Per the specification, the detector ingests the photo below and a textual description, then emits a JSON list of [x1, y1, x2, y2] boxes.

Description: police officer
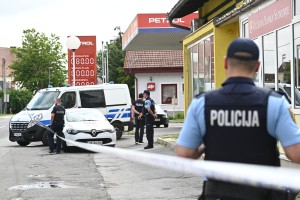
[[142, 90, 157, 149], [176, 38, 300, 200], [48, 98, 65, 154], [132, 93, 145, 144]]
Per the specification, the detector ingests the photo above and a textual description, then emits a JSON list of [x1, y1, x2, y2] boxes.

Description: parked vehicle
[[264, 83, 300, 105], [62, 108, 116, 151], [9, 84, 133, 146], [154, 104, 169, 128]]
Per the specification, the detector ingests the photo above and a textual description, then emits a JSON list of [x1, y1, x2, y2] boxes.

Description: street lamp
[[66, 36, 81, 86], [48, 67, 53, 87]]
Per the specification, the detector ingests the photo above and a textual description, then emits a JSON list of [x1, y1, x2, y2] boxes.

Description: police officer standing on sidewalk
[[142, 90, 157, 149], [48, 98, 65, 154], [132, 93, 145, 144], [176, 38, 300, 200]]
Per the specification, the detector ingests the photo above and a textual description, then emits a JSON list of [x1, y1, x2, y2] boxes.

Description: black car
[[154, 104, 169, 128]]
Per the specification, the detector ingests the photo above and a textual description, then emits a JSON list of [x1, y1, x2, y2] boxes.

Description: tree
[[7, 89, 33, 114], [97, 30, 135, 98], [10, 29, 67, 93]]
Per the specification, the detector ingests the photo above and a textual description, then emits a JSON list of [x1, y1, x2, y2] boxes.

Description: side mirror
[[164, 109, 168, 113]]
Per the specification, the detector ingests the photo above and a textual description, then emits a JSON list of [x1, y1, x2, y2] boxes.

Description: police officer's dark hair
[[138, 93, 143, 98], [227, 57, 258, 73]]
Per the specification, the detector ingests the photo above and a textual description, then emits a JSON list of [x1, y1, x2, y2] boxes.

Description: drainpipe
[[135, 77, 138, 100]]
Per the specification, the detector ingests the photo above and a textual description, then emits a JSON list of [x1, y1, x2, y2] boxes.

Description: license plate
[[88, 141, 103, 145], [155, 118, 160, 121], [14, 133, 22, 137]]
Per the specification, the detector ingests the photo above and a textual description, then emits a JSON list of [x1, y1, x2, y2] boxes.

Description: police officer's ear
[[255, 61, 260, 72], [224, 57, 228, 70]]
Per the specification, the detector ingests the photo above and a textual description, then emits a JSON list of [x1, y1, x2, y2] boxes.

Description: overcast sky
[[0, 0, 178, 51]]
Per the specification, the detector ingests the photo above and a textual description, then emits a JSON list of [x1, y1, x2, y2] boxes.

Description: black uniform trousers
[[135, 116, 145, 143], [48, 122, 64, 152], [145, 114, 154, 147]]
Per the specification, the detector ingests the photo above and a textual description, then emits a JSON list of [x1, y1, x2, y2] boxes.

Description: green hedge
[[6, 90, 33, 114], [169, 112, 184, 120]]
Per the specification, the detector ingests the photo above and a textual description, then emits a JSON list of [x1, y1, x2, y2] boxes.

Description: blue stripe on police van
[[108, 109, 120, 113], [126, 108, 131, 111], [105, 114, 116, 119], [121, 113, 131, 118]]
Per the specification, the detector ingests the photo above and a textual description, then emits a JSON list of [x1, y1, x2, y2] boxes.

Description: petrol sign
[[68, 36, 97, 86]]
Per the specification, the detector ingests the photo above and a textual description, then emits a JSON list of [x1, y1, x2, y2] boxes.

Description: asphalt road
[[1, 116, 300, 200], [0, 118, 201, 200]]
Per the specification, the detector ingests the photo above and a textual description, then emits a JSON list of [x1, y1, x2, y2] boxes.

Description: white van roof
[[38, 83, 129, 92]]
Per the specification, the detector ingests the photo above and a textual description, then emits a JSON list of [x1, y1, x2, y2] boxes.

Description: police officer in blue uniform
[[142, 90, 157, 149], [48, 98, 65, 154], [132, 93, 145, 144], [176, 38, 300, 200]]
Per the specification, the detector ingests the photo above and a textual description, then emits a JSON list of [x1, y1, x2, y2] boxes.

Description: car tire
[[42, 130, 49, 146], [17, 140, 30, 146], [164, 124, 169, 128], [112, 122, 123, 140]]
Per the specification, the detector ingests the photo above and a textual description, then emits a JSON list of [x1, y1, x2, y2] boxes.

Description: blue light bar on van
[[66, 84, 71, 87], [48, 84, 53, 88]]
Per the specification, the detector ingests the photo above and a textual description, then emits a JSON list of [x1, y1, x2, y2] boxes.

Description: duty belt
[[202, 180, 297, 200]]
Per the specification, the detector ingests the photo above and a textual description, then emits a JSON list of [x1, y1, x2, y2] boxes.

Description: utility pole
[[101, 41, 105, 83], [106, 42, 109, 82], [2, 58, 6, 114]]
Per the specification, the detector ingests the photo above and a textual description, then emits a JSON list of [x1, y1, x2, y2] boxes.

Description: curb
[[156, 137, 176, 151]]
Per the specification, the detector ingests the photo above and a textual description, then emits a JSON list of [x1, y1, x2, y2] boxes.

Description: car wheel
[[112, 122, 123, 140], [42, 130, 49, 146], [164, 124, 169, 128], [17, 140, 30, 146]]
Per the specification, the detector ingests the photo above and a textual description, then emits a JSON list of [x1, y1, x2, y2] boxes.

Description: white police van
[[9, 84, 134, 146]]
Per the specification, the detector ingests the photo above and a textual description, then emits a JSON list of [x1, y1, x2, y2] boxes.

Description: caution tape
[[36, 121, 300, 193]]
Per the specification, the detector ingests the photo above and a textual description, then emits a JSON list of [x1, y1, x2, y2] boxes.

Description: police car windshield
[[26, 91, 60, 110]]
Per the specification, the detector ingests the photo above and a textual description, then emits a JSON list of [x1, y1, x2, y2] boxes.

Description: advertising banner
[[68, 36, 97, 86], [249, 0, 291, 39]]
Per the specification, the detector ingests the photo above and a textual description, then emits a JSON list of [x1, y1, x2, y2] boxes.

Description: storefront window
[[189, 35, 214, 96], [161, 84, 177, 104], [263, 33, 276, 84], [198, 41, 205, 92], [191, 45, 199, 95], [253, 39, 259, 82], [277, 27, 291, 85], [243, 22, 249, 38], [293, 22, 300, 107], [204, 37, 212, 90], [295, 0, 300, 16]]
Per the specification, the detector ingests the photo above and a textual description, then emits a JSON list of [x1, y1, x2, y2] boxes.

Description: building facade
[[168, 0, 300, 122], [0, 47, 16, 89], [123, 13, 198, 112]]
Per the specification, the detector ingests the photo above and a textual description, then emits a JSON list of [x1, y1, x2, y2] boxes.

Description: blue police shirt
[[145, 99, 151, 110], [177, 88, 300, 149]]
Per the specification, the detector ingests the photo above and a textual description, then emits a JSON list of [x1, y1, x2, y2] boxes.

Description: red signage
[[68, 36, 97, 86], [249, 0, 291, 39], [137, 13, 198, 28], [147, 82, 155, 91], [122, 13, 198, 49]]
